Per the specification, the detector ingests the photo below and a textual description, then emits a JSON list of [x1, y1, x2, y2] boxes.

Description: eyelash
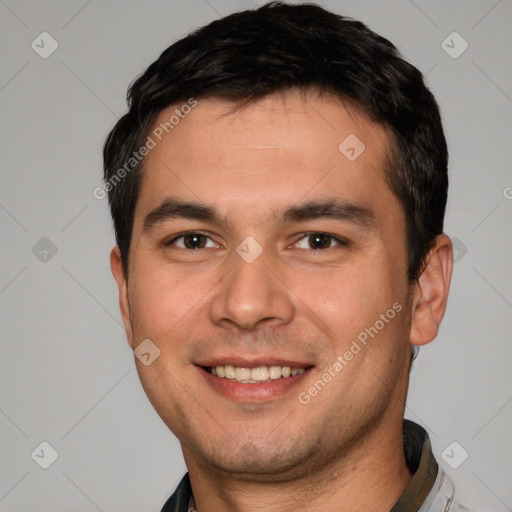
[[295, 232, 348, 250], [165, 231, 219, 249], [164, 231, 348, 250]]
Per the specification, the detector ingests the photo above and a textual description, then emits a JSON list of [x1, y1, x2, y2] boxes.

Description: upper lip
[[195, 356, 313, 368]]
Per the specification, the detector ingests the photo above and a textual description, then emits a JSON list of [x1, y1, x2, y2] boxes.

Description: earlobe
[[409, 234, 453, 346], [110, 247, 134, 349]]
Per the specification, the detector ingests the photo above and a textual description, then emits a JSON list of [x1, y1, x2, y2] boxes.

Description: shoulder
[[420, 469, 489, 512], [159, 473, 192, 512]]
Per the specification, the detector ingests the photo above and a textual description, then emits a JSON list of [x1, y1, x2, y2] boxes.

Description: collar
[[160, 419, 438, 512], [391, 419, 439, 511]]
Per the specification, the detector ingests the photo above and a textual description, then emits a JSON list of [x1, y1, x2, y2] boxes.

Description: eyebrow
[[142, 197, 376, 232], [143, 199, 221, 232], [281, 199, 376, 228]]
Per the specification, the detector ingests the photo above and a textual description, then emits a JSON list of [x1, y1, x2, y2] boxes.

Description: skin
[[111, 89, 453, 512]]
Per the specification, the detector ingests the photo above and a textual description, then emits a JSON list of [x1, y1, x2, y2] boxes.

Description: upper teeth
[[210, 365, 305, 383]]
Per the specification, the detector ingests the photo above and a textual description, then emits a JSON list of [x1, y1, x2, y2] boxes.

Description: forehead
[[135, 90, 400, 228]]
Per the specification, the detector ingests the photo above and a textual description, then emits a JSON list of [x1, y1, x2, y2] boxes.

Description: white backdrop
[[1, 1, 511, 510]]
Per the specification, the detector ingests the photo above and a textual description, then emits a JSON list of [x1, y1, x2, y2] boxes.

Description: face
[[113, 90, 419, 480]]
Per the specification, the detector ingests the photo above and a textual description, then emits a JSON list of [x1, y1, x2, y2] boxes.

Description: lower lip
[[197, 366, 311, 402]]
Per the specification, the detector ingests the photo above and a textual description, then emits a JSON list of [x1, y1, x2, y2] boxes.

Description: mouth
[[197, 362, 314, 402], [203, 364, 309, 383]]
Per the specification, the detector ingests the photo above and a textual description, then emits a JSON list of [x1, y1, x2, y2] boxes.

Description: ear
[[409, 234, 453, 346], [110, 247, 134, 349]]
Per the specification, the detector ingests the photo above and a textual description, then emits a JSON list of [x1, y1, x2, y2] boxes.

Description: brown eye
[[308, 233, 332, 249], [167, 232, 217, 249], [183, 234, 207, 249], [295, 233, 346, 250]]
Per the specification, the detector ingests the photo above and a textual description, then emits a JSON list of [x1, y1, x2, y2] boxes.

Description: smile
[[205, 365, 306, 383]]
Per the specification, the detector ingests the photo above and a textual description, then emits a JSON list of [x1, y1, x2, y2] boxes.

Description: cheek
[[127, 258, 215, 341], [290, 263, 398, 340]]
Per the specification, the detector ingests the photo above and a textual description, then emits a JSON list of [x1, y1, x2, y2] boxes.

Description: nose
[[209, 246, 295, 331]]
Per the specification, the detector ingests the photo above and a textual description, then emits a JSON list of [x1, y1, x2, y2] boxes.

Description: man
[[103, 2, 466, 510]]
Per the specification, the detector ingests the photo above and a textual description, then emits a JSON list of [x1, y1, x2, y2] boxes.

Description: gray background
[[1, 0, 511, 510]]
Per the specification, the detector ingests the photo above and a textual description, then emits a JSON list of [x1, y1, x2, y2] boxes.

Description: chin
[[189, 432, 322, 481]]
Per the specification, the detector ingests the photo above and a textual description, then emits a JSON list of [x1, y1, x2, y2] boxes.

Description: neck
[[184, 417, 412, 512]]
